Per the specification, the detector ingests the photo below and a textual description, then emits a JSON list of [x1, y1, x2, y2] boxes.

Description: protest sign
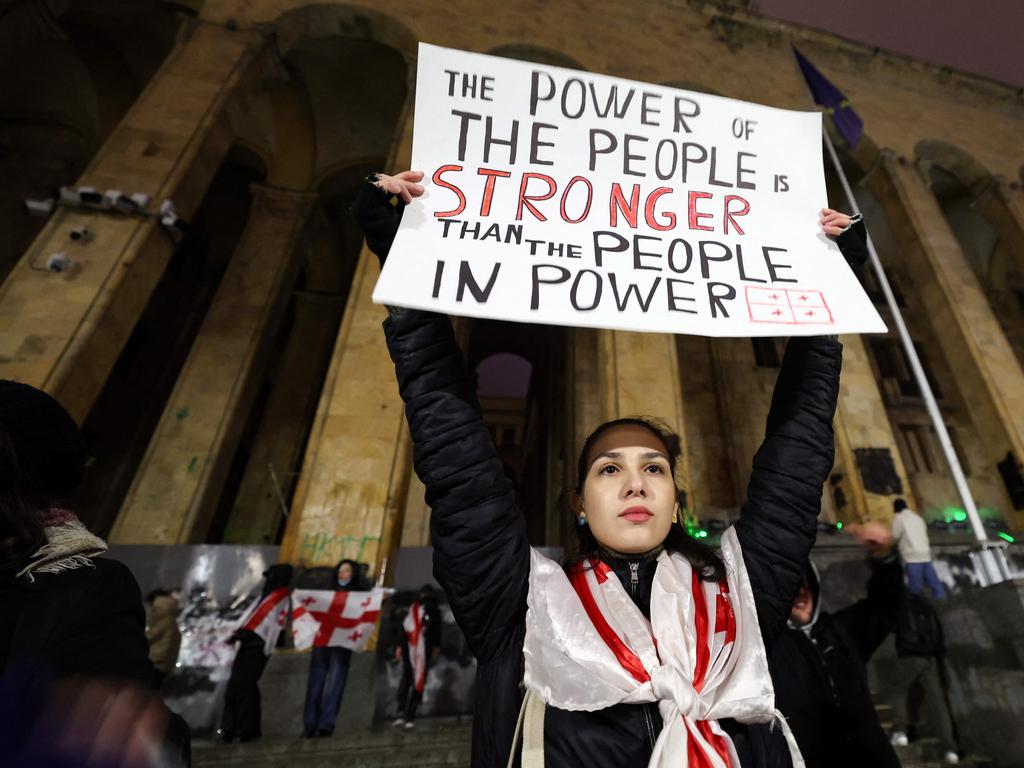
[[373, 43, 886, 337]]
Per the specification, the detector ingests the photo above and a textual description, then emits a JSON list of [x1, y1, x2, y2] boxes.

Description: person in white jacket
[[891, 499, 947, 599]]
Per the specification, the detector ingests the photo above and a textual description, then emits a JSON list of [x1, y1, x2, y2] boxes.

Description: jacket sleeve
[[833, 554, 903, 662], [384, 310, 530, 664], [734, 335, 842, 651]]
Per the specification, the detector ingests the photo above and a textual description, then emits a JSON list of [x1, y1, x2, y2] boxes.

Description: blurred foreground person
[[0, 380, 190, 767], [768, 521, 902, 768]]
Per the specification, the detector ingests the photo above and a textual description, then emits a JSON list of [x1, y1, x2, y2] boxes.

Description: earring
[[577, 513, 588, 527], [672, 509, 679, 524]]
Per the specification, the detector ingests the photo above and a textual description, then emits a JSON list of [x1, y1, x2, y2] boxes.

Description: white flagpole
[[795, 53, 1008, 582]]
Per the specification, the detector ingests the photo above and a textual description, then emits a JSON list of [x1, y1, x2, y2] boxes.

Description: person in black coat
[[0, 379, 190, 767], [354, 172, 864, 768], [767, 522, 903, 768], [219, 563, 293, 743]]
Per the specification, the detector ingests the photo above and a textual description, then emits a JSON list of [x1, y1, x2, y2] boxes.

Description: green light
[[835, 521, 843, 530], [998, 531, 1015, 543], [695, 529, 709, 539], [952, 510, 968, 522]]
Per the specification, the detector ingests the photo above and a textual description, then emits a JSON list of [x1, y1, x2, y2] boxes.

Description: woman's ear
[[569, 489, 584, 515]]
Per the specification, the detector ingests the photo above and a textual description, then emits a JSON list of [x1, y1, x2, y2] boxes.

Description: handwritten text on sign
[[373, 44, 886, 337]]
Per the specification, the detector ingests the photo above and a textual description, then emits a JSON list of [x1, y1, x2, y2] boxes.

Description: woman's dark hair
[[0, 427, 47, 569], [563, 417, 725, 582]]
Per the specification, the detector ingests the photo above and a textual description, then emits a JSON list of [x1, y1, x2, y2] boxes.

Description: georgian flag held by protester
[[403, 601, 428, 693], [238, 587, 291, 655], [291, 589, 383, 651]]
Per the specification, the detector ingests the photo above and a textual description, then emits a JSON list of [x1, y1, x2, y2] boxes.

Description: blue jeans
[[905, 561, 947, 600], [303, 646, 352, 735]]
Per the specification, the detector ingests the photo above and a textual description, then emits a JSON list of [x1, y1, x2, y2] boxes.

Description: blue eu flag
[[793, 46, 863, 148]]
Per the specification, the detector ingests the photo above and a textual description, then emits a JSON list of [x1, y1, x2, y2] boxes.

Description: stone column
[[833, 335, 916, 525], [278, 103, 415, 577], [111, 185, 316, 544], [221, 290, 344, 545], [596, 329, 692, 507], [0, 22, 268, 422], [865, 151, 1024, 522]]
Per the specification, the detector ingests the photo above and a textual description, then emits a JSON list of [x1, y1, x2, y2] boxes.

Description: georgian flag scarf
[[403, 601, 428, 693], [521, 528, 804, 768]]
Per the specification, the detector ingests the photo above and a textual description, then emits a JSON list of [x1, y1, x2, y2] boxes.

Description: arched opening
[[76, 147, 266, 536], [0, 0, 185, 282], [915, 140, 1024, 367], [205, 16, 411, 545], [467, 321, 569, 547]]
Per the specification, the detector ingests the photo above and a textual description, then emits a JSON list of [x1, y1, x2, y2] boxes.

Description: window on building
[[898, 424, 936, 474]]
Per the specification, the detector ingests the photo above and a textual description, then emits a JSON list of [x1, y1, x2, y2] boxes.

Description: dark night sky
[[755, 0, 1024, 89]]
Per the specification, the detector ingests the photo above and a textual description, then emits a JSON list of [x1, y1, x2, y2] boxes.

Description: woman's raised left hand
[[820, 208, 853, 239]]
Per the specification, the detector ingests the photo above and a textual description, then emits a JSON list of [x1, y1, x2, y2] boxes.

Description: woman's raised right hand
[[374, 170, 425, 204]]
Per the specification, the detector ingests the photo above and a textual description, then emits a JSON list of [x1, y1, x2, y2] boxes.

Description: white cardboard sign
[[373, 43, 886, 337]]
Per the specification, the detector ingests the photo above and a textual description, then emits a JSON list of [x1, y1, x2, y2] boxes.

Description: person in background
[[302, 559, 365, 738], [890, 590, 960, 764], [145, 589, 182, 685], [892, 498, 947, 600], [393, 584, 442, 729], [768, 521, 904, 768], [0, 379, 190, 767], [219, 564, 293, 743]]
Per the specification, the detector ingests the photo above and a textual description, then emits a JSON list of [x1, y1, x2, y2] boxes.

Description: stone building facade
[[1, 0, 1022, 576]]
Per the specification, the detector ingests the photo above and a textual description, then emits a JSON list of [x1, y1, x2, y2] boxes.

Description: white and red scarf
[[403, 601, 428, 693], [238, 587, 291, 655], [522, 528, 803, 768]]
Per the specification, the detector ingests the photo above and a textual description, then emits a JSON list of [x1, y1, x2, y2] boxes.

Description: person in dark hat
[[219, 563, 294, 743], [0, 379, 190, 767]]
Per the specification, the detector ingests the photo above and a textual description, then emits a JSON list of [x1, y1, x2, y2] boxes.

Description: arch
[[915, 139, 993, 194], [487, 44, 585, 71], [0, 0, 182, 281], [660, 80, 724, 97], [272, 3, 419, 63], [476, 353, 533, 399], [285, 35, 409, 185]]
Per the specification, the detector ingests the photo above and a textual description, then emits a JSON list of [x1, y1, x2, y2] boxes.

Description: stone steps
[[193, 720, 473, 768]]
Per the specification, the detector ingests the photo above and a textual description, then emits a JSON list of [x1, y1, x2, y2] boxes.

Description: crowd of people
[[0, 166, 968, 768]]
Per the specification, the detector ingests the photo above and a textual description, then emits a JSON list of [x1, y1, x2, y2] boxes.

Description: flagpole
[[790, 49, 1009, 583]]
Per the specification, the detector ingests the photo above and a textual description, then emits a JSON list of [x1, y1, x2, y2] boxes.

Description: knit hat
[[0, 380, 85, 500]]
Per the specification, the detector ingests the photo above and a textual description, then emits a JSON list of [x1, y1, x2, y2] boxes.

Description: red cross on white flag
[[238, 587, 291, 656], [291, 589, 383, 652]]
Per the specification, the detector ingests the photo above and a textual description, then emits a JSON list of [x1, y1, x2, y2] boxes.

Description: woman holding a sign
[[355, 171, 865, 768]]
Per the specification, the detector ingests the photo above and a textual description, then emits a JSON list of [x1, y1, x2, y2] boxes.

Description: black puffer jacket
[[359, 181, 857, 767], [384, 309, 840, 767], [767, 556, 903, 768]]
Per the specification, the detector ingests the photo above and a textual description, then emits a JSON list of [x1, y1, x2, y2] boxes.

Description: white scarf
[[521, 527, 803, 768]]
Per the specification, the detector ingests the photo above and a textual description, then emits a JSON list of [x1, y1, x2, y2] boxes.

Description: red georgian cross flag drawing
[[238, 587, 291, 655], [291, 589, 383, 651]]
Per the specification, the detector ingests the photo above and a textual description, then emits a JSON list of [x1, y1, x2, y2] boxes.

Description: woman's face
[[576, 424, 678, 554], [337, 563, 354, 583]]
